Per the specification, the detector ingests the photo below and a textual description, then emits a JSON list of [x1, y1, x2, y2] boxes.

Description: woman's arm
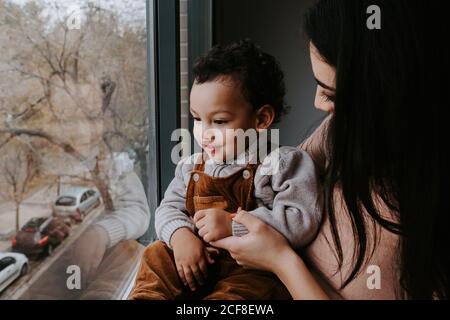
[[274, 246, 329, 300], [211, 210, 329, 300], [95, 171, 150, 248]]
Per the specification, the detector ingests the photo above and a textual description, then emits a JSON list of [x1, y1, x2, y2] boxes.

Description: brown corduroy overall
[[129, 157, 291, 300]]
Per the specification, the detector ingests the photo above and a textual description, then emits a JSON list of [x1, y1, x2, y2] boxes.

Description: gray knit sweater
[[155, 146, 322, 249], [92, 154, 151, 248]]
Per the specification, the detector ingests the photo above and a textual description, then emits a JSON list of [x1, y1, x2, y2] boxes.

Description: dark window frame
[[139, 0, 214, 244], [139, 0, 181, 244]]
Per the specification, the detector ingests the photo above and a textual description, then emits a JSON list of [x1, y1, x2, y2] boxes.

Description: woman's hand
[[211, 210, 329, 300], [210, 209, 292, 273], [69, 225, 109, 286]]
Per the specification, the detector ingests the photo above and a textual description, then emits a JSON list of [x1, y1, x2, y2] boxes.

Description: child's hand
[[193, 208, 234, 243], [170, 228, 215, 291]]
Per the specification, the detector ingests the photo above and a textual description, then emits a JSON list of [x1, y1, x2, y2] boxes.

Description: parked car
[[11, 217, 71, 259], [53, 187, 101, 222], [0, 252, 28, 293]]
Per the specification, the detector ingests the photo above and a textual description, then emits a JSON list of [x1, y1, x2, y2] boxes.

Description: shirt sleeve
[[95, 171, 151, 248], [154, 154, 199, 246], [232, 146, 323, 248]]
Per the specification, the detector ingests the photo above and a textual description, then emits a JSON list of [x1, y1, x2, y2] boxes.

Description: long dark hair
[[305, 0, 449, 299]]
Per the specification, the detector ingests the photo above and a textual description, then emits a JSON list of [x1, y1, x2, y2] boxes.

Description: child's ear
[[255, 105, 275, 132]]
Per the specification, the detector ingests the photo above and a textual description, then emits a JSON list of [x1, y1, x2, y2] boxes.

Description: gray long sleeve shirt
[[155, 146, 322, 249], [92, 153, 150, 248]]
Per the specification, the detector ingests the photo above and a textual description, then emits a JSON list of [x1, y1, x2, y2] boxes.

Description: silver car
[[0, 252, 28, 293], [53, 187, 101, 222]]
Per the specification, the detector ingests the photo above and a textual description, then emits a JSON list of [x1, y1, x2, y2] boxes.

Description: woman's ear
[[255, 105, 275, 132]]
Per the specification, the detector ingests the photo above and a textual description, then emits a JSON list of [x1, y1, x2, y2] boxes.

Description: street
[[0, 185, 104, 299]]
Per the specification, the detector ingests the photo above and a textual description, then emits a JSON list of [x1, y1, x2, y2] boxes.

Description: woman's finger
[[205, 247, 219, 264], [206, 246, 220, 256], [210, 236, 238, 251], [204, 249, 215, 264]]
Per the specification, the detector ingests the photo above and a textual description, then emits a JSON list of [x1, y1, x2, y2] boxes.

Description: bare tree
[[0, 128, 114, 211], [1, 1, 149, 208], [1, 147, 39, 232]]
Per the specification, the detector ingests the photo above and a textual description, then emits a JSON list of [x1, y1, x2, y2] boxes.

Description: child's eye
[[214, 120, 229, 125], [193, 117, 201, 122]]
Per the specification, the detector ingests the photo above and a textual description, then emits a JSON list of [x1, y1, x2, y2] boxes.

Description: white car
[[53, 187, 101, 222], [0, 252, 29, 293]]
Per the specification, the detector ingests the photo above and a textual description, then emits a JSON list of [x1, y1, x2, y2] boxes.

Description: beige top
[[299, 116, 401, 300]]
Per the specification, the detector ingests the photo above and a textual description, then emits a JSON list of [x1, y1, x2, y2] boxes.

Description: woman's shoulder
[[305, 188, 401, 299]]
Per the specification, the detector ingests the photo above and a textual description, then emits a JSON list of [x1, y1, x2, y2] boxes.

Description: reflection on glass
[[0, 0, 150, 299]]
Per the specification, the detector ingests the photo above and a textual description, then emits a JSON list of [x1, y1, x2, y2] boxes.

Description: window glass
[[0, 0, 151, 299]]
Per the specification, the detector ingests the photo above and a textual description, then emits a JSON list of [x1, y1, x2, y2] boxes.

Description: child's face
[[190, 76, 257, 163]]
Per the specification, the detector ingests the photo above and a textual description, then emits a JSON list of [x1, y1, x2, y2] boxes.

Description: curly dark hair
[[192, 39, 289, 124]]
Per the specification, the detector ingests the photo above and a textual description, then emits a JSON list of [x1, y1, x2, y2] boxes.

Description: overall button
[[193, 173, 200, 182], [243, 170, 251, 180]]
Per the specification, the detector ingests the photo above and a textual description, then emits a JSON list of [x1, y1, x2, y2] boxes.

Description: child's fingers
[[176, 265, 187, 286], [184, 266, 197, 291], [193, 210, 206, 223], [195, 219, 206, 230], [190, 265, 205, 287], [198, 226, 207, 238]]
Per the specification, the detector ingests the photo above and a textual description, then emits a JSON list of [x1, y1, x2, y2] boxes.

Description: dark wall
[[213, 0, 325, 146]]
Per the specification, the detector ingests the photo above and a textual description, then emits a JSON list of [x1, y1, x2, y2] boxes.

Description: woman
[[212, 0, 449, 300]]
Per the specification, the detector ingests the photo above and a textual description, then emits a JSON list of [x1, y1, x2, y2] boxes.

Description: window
[[0, 257, 15, 271], [0, 259, 8, 271], [0, 257, 16, 269], [55, 196, 76, 206], [0, 0, 154, 299], [0, 0, 197, 301], [80, 193, 88, 203]]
